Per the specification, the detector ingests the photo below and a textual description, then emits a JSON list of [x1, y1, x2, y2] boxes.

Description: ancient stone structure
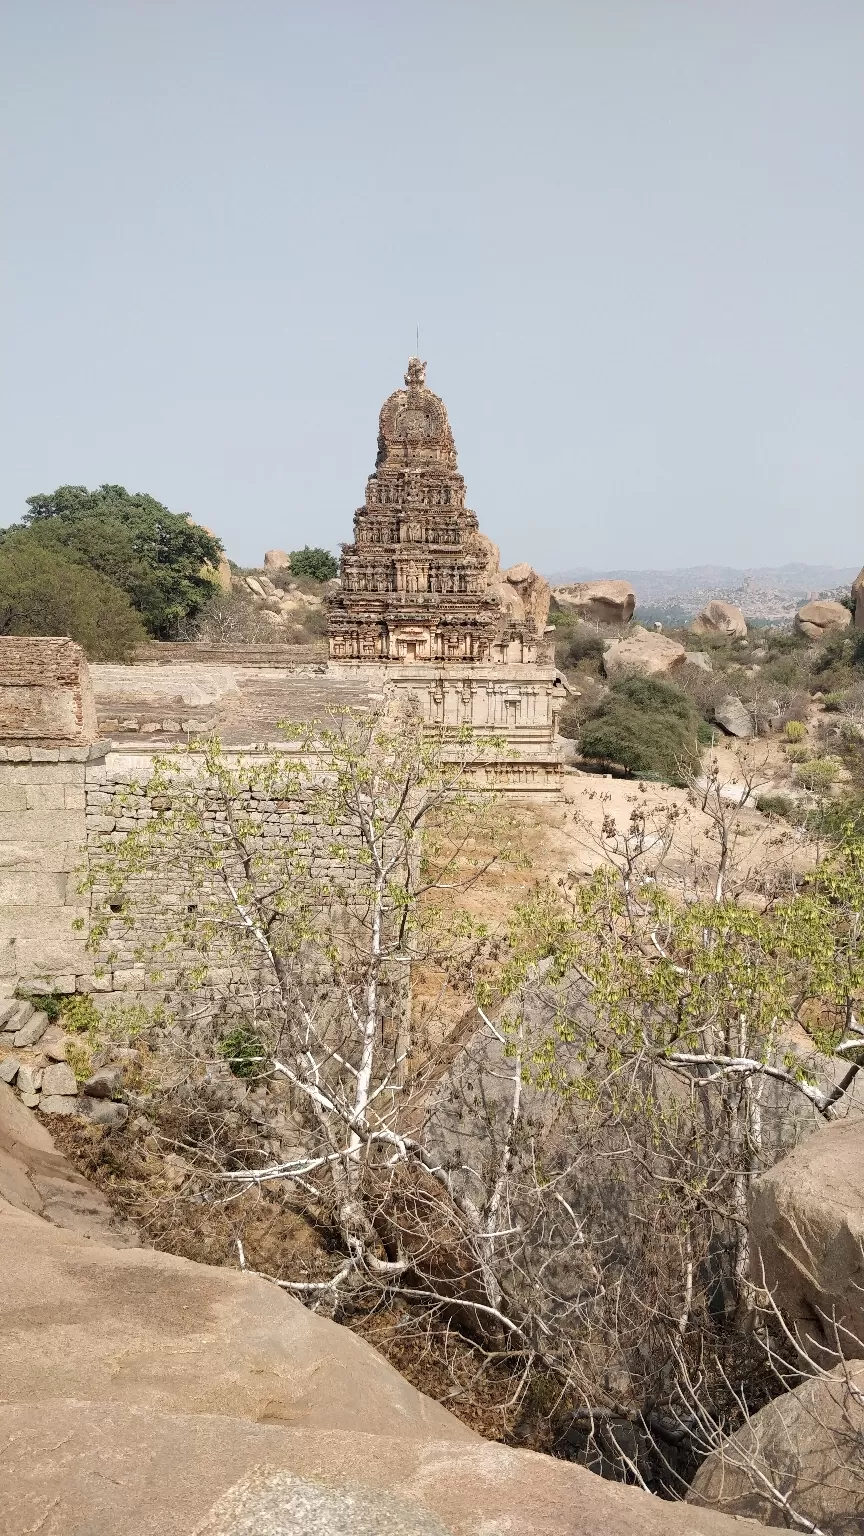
[[325, 359, 563, 773], [328, 359, 544, 665], [0, 637, 97, 746]]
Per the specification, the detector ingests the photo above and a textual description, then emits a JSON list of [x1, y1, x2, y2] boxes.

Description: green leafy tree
[[3, 484, 223, 638], [500, 810, 864, 1314], [288, 545, 338, 581], [579, 674, 706, 783], [0, 536, 145, 660]]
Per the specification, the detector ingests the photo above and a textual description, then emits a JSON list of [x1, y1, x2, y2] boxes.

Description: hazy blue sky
[[2, 2, 862, 574]]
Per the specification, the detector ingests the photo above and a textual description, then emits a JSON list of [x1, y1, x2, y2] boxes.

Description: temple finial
[[405, 356, 426, 387]]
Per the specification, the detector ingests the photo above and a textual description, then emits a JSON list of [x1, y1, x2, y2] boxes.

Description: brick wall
[[0, 638, 97, 745]]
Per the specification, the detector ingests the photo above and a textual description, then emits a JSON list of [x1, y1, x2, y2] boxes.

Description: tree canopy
[[3, 485, 224, 638], [0, 535, 146, 660], [580, 674, 707, 783], [288, 545, 338, 581]]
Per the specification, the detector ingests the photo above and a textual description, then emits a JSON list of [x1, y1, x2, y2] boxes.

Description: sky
[[2, 1, 863, 576]]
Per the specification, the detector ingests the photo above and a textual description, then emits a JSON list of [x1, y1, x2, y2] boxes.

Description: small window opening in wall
[[108, 899, 124, 914], [187, 903, 198, 913]]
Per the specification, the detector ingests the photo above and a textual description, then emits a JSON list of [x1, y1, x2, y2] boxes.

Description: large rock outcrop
[[687, 1118, 864, 1531], [750, 1115, 864, 1360], [553, 580, 636, 626], [0, 1197, 469, 1438], [689, 600, 747, 641], [603, 626, 686, 681], [0, 1089, 762, 1535], [0, 1080, 135, 1244], [0, 1397, 755, 1536], [714, 695, 754, 739], [688, 1362, 864, 1532], [853, 567, 864, 630], [500, 561, 552, 633], [794, 600, 852, 641]]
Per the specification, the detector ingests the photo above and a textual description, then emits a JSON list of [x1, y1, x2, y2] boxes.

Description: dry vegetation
[[44, 691, 864, 1515]]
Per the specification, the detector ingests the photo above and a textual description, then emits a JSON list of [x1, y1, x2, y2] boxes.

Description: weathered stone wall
[[0, 745, 100, 994], [0, 637, 97, 745], [0, 731, 556, 1000], [84, 747, 369, 1002], [0, 639, 561, 999]]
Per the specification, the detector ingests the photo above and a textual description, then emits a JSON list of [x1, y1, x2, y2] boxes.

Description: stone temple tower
[[328, 358, 542, 665], [327, 359, 564, 783]]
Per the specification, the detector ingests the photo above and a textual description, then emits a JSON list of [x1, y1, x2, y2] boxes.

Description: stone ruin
[[0, 365, 569, 1011], [328, 357, 550, 664], [0, 636, 97, 746]]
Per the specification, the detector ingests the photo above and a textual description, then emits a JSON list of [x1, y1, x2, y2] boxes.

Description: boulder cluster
[[237, 554, 330, 636], [688, 1116, 864, 1532], [0, 997, 128, 1127], [549, 571, 864, 753]]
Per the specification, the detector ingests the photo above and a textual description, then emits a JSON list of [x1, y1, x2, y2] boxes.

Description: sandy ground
[[413, 737, 819, 1041], [467, 736, 814, 923]]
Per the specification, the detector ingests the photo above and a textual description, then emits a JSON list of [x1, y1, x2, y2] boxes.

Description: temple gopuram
[[328, 358, 566, 784], [329, 357, 544, 664]]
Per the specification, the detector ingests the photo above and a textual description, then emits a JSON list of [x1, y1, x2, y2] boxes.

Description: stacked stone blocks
[[84, 751, 368, 1001]]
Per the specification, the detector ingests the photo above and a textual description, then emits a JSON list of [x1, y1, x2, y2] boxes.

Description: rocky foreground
[[0, 1080, 755, 1535]]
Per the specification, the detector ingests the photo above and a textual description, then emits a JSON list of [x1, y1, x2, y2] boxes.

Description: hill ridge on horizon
[[545, 562, 860, 621], [547, 562, 858, 588]]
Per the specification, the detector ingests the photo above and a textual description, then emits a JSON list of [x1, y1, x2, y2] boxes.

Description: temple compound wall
[[0, 640, 102, 991], [0, 638, 561, 999]]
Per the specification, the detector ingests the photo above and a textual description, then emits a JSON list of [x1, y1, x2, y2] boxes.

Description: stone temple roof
[[375, 358, 458, 472]]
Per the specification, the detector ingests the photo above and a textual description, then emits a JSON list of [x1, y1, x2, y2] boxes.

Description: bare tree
[[85, 716, 864, 1484], [679, 1270, 864, 1535]]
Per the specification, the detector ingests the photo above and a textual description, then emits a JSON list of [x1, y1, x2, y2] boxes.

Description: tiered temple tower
[[328, 359, 540, 664]]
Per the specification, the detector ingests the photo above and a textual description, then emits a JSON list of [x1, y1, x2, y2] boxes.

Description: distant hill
[[547, 563, 857, 596], [546, 563, 859, 624]]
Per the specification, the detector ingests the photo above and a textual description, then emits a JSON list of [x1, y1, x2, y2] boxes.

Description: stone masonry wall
[[0, 745, 102, 994], [0, 741, 381, 1005], [84, 747, 369, 1004], [0, 734, 527, 1002], [0, 638, 559, 1000]]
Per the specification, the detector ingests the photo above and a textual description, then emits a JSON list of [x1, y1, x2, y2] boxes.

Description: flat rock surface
[[194, 1469, 451, 1535], [0, 1199, 473, 1440], [0, 1400, 760, 1536], [90, 663, 384, 743]]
